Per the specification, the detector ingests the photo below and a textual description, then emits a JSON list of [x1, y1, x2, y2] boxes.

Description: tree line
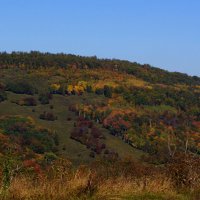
[[0, 51, 200, 85]]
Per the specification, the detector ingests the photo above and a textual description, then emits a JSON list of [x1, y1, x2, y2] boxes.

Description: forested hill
[[1, 50, 200, 184], [0, 51, 199, 85]]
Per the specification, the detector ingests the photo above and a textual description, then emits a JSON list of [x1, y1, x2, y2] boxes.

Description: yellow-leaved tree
[[67, 85, 74, 94], [50, 83, 61, 92]]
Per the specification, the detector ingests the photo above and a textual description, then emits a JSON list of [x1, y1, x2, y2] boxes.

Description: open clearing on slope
[[0, 92, 145, 164]]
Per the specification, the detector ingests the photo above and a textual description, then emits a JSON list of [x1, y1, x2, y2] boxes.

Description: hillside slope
[[0, 52, 200, 165]]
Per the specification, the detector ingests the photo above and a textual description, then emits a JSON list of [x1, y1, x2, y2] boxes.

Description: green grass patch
[[0, 91, 145, 164]]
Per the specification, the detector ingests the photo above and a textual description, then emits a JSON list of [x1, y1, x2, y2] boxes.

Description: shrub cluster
[[6, 81, 36, 95], [14, 97, 37, 106], [70, 117, 107, 156], [0, 116, 58, 156], [39, 112, 57, 121], [38, 93, 52, 104], [0, 82, 7, 102]]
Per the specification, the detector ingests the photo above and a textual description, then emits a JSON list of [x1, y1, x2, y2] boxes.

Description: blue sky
[[0, 0, 200, 76]]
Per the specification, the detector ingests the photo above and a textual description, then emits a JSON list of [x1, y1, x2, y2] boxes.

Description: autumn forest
[[0, 52, 200, 199]]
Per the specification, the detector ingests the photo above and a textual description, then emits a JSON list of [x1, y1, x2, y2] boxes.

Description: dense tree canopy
[[0, 51, 200, 85]]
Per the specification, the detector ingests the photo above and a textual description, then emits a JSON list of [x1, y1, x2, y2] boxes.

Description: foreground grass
[[0, 174, 197, 200]]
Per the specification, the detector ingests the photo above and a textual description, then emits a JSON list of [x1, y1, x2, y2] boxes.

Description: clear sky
[[0, 0, 200, 76]]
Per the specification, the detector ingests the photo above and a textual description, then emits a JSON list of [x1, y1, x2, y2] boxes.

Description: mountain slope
[[0, 52, 200, 165]]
